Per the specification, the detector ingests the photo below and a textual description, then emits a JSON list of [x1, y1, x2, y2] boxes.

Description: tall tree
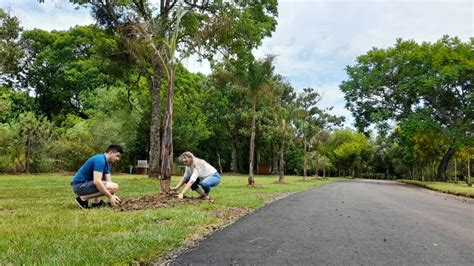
[[341, 36, 473, 181], [295, 87, 344, 180], [19, 26, 119, 121], [220, 55, 276, 186], [272, 77, 297, 183], [0, 9, 24, 87], [69, 0, 278, 192]]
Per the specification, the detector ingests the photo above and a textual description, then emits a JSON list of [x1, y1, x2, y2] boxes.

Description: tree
[[294, 87, 344, 180], [69, 0, 278, 192], [341, 36, 473, 181], [272, 78, 297, 183], [0, 112, 55, 173], [217, 55, 276, 185], [0, 9, 24, 87], [324, 129, 374, 178], [18, 26, 120, 121], [397, 112, 446, 181]]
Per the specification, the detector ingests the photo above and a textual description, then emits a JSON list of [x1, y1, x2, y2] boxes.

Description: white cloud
[[255, 0, 472, 128], [0, 0, 94, 31]]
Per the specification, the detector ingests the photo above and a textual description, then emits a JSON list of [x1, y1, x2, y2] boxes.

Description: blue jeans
[[184, 172, 221, 194]]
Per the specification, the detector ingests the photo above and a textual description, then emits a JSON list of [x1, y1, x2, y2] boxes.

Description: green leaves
[[341, 36, 473, 180], [0, 9, 24, 78]]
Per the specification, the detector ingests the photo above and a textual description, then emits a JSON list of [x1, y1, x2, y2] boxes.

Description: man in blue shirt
[[71, 144, 123, 209]]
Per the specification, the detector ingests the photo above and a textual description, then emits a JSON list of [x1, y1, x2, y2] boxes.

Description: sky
[[1, 0, 472, 127]]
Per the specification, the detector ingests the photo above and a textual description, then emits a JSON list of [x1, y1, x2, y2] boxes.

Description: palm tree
[[215, 55, 276, 186]]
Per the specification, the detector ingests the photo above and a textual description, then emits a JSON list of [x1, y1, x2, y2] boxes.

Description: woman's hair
[[179, 151, 194, 163], [179, 151, 206, 171]]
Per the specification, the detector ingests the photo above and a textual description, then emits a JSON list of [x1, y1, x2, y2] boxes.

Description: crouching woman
[[172, 152, 221, 200]]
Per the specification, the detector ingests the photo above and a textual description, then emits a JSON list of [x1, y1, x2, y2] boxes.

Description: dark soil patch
[[213, 207, 253, 221], [116, 191, 211, 211], [246, 183, 264, 188]]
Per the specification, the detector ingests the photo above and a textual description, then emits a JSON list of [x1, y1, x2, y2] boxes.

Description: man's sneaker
[[91, 200, 107, 208], [75, 196, 89, 209]]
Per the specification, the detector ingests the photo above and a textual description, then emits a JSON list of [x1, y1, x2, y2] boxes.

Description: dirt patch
[[213, 207, 253, 221], [116, 192, 211, 211], [245, 183, 264, 189]]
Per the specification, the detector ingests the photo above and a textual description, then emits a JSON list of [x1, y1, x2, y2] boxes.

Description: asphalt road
[[172, 180, 474, 265]]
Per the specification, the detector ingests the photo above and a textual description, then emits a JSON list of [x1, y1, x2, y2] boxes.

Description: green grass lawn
[[399, 180, 474, 198], [0, 173, 343, 264]]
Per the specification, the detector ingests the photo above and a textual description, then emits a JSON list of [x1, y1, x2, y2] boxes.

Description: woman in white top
[[172, 151, 221, 199]]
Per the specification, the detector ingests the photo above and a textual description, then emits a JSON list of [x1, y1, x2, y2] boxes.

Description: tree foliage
[[341, 36, 473, 180]]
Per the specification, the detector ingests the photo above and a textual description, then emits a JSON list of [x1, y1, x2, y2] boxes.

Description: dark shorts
[[71, 181, 108, 196]]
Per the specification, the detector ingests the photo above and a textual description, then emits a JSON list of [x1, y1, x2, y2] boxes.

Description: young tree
[[295, 87, 344, 180], [273, 79, 297, 183], [217, 55, 276, 185]]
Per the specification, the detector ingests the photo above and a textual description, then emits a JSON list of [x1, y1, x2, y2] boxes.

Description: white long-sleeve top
[[185, 158, 218, 182]]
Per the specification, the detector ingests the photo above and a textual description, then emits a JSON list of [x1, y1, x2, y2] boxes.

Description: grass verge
[[0, 173, 343, 264], [399, 179, 474, 198]]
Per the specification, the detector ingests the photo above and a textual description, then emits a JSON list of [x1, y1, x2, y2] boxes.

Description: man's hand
[[109, 195, 121, 206], [177, 193, 184, 200]]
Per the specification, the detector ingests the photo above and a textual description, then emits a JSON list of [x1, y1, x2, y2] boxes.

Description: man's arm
[[93, 171, 120, 205]]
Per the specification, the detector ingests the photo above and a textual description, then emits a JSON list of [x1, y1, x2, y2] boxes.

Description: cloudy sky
[[1, 0, 472, 127]]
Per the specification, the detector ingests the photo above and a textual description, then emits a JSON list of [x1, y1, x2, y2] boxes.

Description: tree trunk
[[248, 100, 256, 186], [436, 146, 456, 181], [160, 75, 174, 193], [25, 131, 31, 173], [256, 149, 260, 175], [421, 167, 424, 182], [217, 152, 223, 174], [323, 167, 326, 178], [146, 67, 162, 179], [467, 155, 472, 187], [278, 119, 287, 183], [271, 144, 278, 175], [230, 139, 237, 172], [303, 138, 307, 181], [313, 152, 319, 179], [278, 139, 285, 183], [454, 159, 457, 183]]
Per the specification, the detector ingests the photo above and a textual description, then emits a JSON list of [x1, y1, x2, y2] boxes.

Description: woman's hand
[[177, 193, 184, 199]]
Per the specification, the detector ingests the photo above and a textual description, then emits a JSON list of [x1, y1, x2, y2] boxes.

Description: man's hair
[[106, 144, 124, 153]]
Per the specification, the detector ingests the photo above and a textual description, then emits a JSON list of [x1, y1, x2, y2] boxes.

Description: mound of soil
[[116, 191, 210, 211]]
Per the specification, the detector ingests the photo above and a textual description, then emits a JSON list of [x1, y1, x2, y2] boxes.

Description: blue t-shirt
[[71, 154, 110, 185]]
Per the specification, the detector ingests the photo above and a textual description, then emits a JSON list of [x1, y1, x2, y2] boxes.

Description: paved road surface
[[173, 180, 474, 265]]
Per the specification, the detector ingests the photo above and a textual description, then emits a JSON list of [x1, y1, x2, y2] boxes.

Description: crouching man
[[70, 144, 123, 209]]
